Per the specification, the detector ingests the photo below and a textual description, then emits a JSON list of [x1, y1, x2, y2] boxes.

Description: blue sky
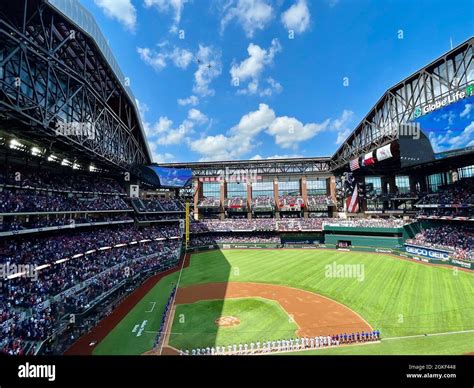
[[80, 0, 474, 163]]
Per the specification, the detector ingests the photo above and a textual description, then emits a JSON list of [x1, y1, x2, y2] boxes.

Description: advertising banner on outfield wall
[[404, 245, 451, 261]]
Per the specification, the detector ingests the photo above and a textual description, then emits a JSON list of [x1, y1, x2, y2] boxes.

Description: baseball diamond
[[67, 249, 474, 356]]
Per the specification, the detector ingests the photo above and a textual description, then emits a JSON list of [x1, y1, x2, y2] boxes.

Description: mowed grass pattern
[[93, 249, 474, 355], [179, 250, 474, 338], [169, 298, 299, 349]]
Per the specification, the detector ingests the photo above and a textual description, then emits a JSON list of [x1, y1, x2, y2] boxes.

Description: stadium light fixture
[[9, 139, 22, 150], [31, 146, 42, 156]]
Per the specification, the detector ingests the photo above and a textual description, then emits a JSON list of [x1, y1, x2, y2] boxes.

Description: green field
[[93, 249, 474, 355], [169, 298, 298, 349]]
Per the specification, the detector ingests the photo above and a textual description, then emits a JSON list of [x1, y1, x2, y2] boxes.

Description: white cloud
[[193, 45, 222, 96], [169, 47, 194, 69], [230, 39, 282, 96], [149, 143, 176, 163], [267, 116, 330, 149], [137, 47, 167, 71], [251, 153, 303, 160], [94, 0, 137, 31], [189, 103, 275, 161], [460, 103, 473, 118], [156, 118, 194, 145], [188, 104, 351, 160], [230, 103, 276, 137], [144, 0, 190, 32], [259, 77, 283, 97], [221, 0, 274, 38], [441, 110, 456, 127], [446, 121, 474, 149], [331, 109, 355, 144], [177, 95, 199, 106], [138, 44, 221, 96], [137, 45, 193, 71], [189, 103, 331, 160], [144, 108, 209, 146], [188, 108, 208, 124], [281, 0, 311, 34], [188, 134, 243, 161]]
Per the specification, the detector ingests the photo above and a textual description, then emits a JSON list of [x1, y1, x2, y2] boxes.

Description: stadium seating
[[0, 188, 131, 213], [0, 168, 126, 195], [278, 195, 304, 211], [251, 196, 275, 211], [0, 223, 182, 355], [198, 197, 221, 208], [132, 198, 185, 213], [306, 195, 334, 211], [416, 178, 474, 206], [407, 224, 473, 260]]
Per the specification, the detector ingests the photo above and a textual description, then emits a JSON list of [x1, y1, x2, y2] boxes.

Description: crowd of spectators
[[251, 196, 275, 211], [132, 198, 184, 213], [306, 195, 334, 211], [0, 224, 181, 267], [225, 197, 247, 209], [0, 224, 182, 355], [190, 218, 384, 232], [278, 195, 304, 211], [417, 178, 474, 206], [0, 168, 125, 195], [198, 197, 221, 208], [407, 224, 473, 260], [0, 188, 131, 213], [190, 233, 280, 247], [324, 218, 408, 228], [0, 214, 133, 233]]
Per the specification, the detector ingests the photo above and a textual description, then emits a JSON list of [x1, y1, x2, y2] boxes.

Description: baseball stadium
[[0, 0, 473, 359]]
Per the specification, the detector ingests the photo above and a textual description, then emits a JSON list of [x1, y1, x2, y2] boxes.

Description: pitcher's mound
[[215, 316, 240, 328]]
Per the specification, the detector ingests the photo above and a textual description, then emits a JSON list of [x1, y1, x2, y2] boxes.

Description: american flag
[[345, 183, 359, 213], [349, 158, 360, 171]]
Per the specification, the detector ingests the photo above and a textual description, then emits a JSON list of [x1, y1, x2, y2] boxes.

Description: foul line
[[383, 328, 474, 341], [159, 254, 188, 355]]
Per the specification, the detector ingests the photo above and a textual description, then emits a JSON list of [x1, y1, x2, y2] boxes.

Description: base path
[[174, 282, 372, 337]]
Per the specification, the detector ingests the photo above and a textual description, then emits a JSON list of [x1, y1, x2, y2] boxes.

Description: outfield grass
[[179, 250, 474, 338], [169, 298, 298, 349], [93, 249, 474, 355]]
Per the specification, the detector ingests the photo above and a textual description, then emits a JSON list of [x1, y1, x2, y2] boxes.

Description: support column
[[381, 175, 396, 210], [273, 178, 279, 219], [193, 179, 202, 220], [247, 181, 252, 219], [220, 179, 227, 220], [327, 177, 337, 217], [300, 177, 308, 218]]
